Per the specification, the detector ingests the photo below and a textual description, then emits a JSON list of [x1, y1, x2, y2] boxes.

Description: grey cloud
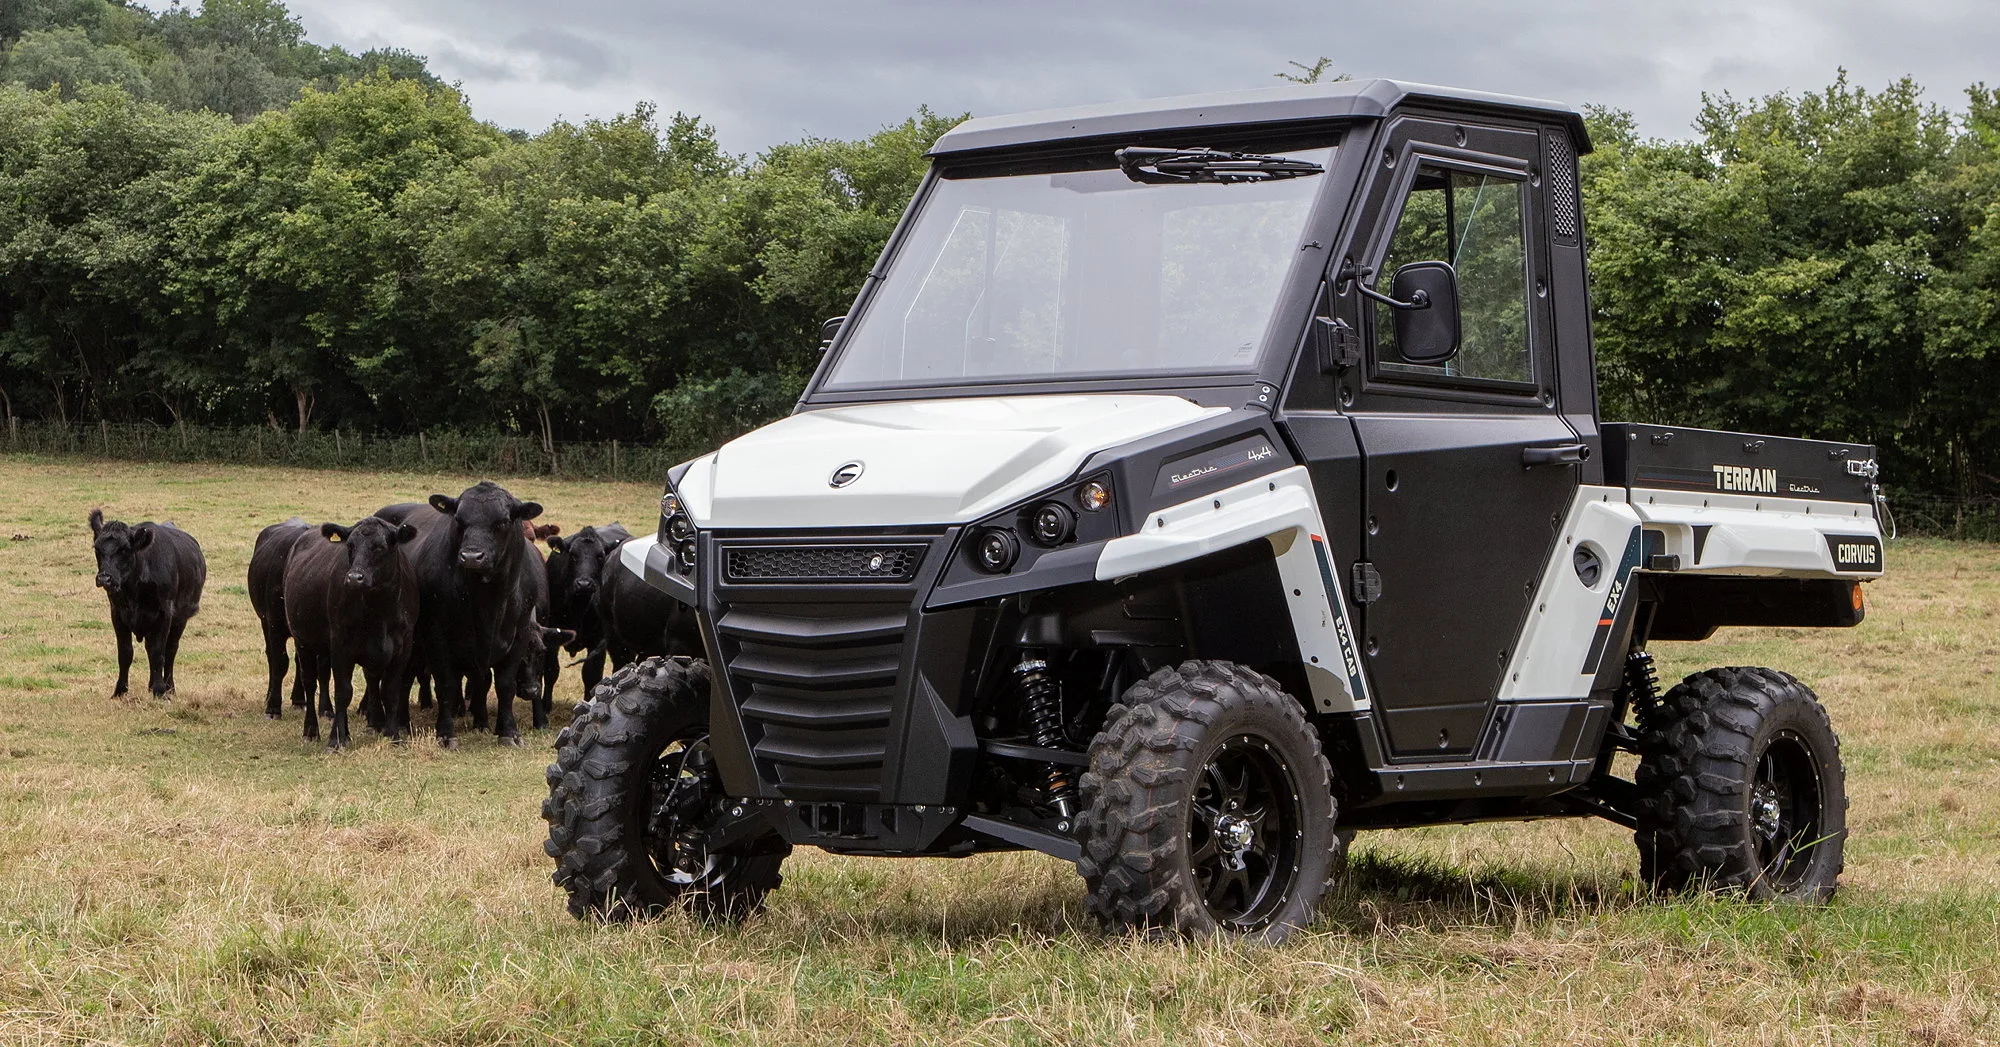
[[280, 0, 2000, 151], [503, 27, 627, 88]]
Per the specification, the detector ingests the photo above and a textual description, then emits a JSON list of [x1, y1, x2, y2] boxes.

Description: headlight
[[973, 527, 1020, 573], [1029, 501, 1076, 547], [660, 487, 697, 576]]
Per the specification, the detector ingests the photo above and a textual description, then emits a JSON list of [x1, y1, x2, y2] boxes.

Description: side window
[[1374, 164, 1532, 384]]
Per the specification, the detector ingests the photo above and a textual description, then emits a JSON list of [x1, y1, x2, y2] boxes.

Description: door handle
[[1522, 443, 1590, 467]]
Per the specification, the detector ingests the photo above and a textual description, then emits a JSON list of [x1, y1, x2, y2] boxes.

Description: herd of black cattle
[[87, 480, 697, 748]]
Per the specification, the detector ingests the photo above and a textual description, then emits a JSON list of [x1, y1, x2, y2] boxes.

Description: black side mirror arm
[[1339, 263, 1431, 311]]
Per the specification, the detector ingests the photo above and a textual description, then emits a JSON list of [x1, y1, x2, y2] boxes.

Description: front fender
[[622, 534, 698, 607]]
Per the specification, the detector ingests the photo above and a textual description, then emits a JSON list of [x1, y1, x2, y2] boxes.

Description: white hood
[[676, 395, 1224, 529]]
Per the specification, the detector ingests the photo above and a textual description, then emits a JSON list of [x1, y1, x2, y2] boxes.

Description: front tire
[[542, 657, 789, 921], [1077, 660, 1340, 943], [1634, 666, 1847, 901]]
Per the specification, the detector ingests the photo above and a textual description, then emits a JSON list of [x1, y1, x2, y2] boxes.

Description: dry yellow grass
[[0, 457, 1995, 1045]]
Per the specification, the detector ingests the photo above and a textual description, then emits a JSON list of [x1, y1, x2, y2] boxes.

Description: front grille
[[715, 603, 907, 801], [724, 543, 925, 583]]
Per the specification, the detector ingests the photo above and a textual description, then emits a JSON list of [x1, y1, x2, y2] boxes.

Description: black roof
[[930, 78, 1591, 157]]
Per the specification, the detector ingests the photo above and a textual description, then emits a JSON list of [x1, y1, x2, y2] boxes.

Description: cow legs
[[112, 621, 133, 697], [466, 667, 492, 731], [145, 624, 170, 698], [432, 660, 462, 748], [298, 649, 322, 742], [360, 674, 383, 733], [537, 645, 558, 728], [161, 616, 189, 695], [417, 670, 433, 710], [262, 621, 289, 718], [328, 658, 355, 751], [494, 661, 522, 745], [581, 644, 607, 702], [384, 653, 413, 741]]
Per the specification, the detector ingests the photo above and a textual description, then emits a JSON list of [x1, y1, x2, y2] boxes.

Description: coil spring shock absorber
[[1012, 654, 1077, 829], [1623, 648, 1662, 734]]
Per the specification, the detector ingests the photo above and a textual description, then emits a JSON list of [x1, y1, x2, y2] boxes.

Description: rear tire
[[542, 656, 789, 921], [1634, 666, 1846, 901], [1076, 660, 1339, 943]]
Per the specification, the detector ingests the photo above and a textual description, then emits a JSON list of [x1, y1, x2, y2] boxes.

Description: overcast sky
[[262, 0, 1996, 153]]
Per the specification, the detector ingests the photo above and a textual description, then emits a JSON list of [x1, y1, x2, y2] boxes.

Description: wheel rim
[[1748, 729, 1825, 891], [645, 732, 722, 888], [1185, 734, 1304, 929]]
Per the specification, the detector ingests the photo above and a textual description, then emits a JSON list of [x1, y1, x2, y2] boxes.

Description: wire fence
[[4, 418, 1997, 540], [1, 419, 685, 482], [1885, 495, 2000, 543]]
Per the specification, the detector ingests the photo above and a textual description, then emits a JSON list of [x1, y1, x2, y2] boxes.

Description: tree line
[[1, 3, 1995, 497]]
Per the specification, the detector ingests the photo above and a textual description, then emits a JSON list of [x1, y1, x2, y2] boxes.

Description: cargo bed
[[1601, 423, 1879, 505]]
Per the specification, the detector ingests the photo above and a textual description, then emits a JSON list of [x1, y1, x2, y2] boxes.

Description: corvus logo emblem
[[829, 461, 865, 488]]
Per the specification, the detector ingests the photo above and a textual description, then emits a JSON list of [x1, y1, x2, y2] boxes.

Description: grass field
[[0, 457, 1995, 1046]]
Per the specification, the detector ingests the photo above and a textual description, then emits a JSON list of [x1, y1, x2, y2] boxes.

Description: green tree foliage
[[1582, 73, 2000, 496]]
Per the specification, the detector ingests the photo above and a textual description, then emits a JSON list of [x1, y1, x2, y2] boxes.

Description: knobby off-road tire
[[1634, 666, 1847, 901], [542, 656, 789, 921], [1077, 660, 1340, 943]]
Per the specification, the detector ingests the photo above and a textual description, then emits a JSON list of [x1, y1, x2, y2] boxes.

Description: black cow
[[246, 517, 316, 719], [384, 482, 544, 747], [284, 517, 421, 748], [597, 540, 702, 671], [543, 522, 630, 700], [511, 608, 576, 730], [88, 509, 206, 698]]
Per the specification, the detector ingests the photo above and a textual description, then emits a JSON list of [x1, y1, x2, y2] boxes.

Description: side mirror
[[1390, 261, 1460, 365], [818, 315, 845, 352]]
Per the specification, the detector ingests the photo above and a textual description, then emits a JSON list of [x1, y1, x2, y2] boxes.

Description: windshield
[[821, 145, 1336, 390]]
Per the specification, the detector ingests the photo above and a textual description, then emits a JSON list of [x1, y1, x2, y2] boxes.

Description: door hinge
[[1312, 316, 1362, 374], [1350, 561, 1382, 603]]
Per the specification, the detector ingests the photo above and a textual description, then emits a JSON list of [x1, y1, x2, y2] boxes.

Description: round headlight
[[667, 514, 694, 541], [676, 540, 698, 571], [973, 527, 1019, 574], [1077, 480, 1111, 513], [1029, 501, 1076, 547]]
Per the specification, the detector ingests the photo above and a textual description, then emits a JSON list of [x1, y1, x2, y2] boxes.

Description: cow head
[[549, 524, 625, 601], [88, 509, 152, 595], [322, 517, 418, 591], [428, 481, 542, 579]]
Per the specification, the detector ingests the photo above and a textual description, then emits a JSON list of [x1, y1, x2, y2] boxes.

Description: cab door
[[1341, 119, 1580, 757]]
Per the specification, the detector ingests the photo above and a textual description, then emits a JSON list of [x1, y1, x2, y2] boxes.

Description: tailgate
[[1601, 423, 1879, 504]]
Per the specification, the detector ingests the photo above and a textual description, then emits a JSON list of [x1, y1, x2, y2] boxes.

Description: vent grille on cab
[[1549, 133, 1579, 242]]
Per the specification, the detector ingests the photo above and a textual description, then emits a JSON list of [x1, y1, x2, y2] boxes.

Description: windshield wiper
[[1115, 146, 1324, 185]]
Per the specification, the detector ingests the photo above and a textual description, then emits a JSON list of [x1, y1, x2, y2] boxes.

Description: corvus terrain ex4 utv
[[543, 79, 1886, 941]]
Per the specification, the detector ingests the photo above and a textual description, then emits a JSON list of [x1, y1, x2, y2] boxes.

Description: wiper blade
[[1115, 146, 1324, 185]]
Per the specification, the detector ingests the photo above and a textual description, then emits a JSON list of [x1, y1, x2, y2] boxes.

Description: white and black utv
[[543, 79, 1886, 941]]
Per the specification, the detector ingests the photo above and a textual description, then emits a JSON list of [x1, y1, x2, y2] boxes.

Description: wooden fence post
[[419, 430, 427, 465]]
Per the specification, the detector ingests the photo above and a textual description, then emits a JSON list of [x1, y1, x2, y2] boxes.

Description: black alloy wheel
[[543, 657, 789, 921], [1748, 730, 1825, 892], [1187, 734, 1305, 929], [646, 733, 725, 889], [1078, 660, 1340, 942], [1633, 666, 1847, 901]]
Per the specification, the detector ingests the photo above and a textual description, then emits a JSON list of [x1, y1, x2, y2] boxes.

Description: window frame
[[1360, 147, 1543, 401]]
